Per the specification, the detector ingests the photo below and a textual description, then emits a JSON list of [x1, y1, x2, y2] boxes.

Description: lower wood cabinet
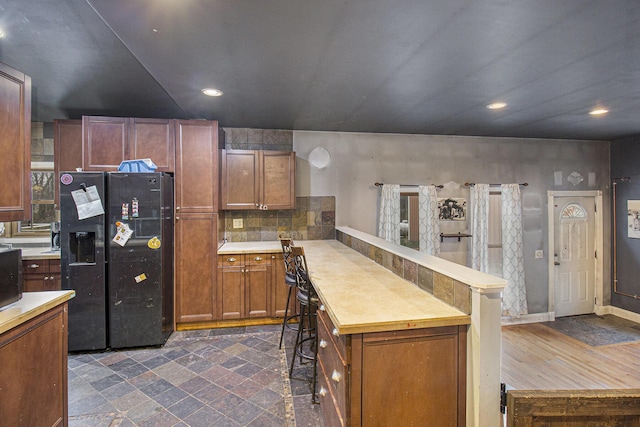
[[22, 259, 61, 292], [317, 305, 467, 427], [0, 301, 69, 426], [217, 252, 287, 320], [175, 213, 218, 324]]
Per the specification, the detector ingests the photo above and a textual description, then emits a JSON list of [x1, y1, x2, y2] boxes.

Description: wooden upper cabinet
[[174, 120, 219, 213], [221, 150, 259, 210], [82, 116, 175, 172], [129, 118, 175, 172], [83, 116, 128, 171], [53, 119, 82, 206], [0, 62, 31, 221], [221, 150, 295, 210], [261, 150, 296, 210]]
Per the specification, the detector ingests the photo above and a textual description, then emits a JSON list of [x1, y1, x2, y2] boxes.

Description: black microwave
[[0, 249, 22, 309]]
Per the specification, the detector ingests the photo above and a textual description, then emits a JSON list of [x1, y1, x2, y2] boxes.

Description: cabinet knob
[[331, 370, 342, 383], [254, 256, 262, 261], [271, 255, 275, 259], [319, 387, 328, 397], [176, 217, 180, 221], [228, 257, 237, 263], [176, 206, 180, 211], [332, 328, 339, 337], [28, 263, 40, 269], [44, 276, 49, 281], [319, 304, 325, 312], [262, 205, 268, 210], [319, 339, 328, 349]]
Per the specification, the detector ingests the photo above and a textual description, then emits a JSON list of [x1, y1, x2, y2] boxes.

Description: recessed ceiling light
[[487, 102, 507, 110], [0, 29, 5, 38], [201, 88, 223, 97], [589, 108, 608, 116]]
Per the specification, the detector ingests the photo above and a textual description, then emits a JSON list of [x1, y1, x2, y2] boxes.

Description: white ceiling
[[1, 0, 640, 141]]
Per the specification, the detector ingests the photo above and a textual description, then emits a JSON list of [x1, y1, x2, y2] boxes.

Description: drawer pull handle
[[319, 387, 328, 397], [331, 370, 342, 383], [319, 304, 325, 312], [254, 256, 262, 261], [28, 263, 40, 269], [227, 257, 237, 263], [332, 328, 340, 337], [319, 339, 328, 349]]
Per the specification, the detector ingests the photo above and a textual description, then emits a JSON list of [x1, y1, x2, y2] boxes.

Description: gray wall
[[610, 137, 640, 314], [293, 130, 611, 315]]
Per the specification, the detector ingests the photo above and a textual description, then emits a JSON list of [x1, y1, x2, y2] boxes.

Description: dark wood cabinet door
[[129, 118, 175, 172], [175, 213, 217, 323], [261, 151, 296, 210], [54, 119, 82, 206], [218, 265, 244, 320], [82, 116, 129, 171], [175, 120, 219, 213], [246, 256, 269, 318], [0, 304, 68, 426], [220, 150, 259, 210], [0, 62, 31, 221]]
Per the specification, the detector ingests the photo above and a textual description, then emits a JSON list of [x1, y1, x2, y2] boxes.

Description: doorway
[[547, 191, 603, 318]]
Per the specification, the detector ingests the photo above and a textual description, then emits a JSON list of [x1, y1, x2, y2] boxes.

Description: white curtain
[[501, 183, 528, 317], [470, 183, 490, 272], [418, 185, 440, 256], [378, 184, 401, 244]]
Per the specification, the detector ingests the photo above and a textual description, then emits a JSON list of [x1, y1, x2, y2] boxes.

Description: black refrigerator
[[60, 172, 174, 351]]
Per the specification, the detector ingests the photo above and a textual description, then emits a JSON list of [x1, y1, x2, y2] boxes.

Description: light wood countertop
[[218, 241, 282, 254], [0, 290, 75, 335], [19, 247, 61, 260], [300, 240, 470, 335]]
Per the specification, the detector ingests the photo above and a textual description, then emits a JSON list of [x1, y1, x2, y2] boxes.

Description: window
[[20, 168, 56, 232], [487, 190, 503, 276], [400, 192, 419, 249], [3, 164, 56, 237]]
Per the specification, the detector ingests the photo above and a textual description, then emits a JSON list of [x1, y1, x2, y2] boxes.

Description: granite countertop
[[218, 241, 283, 254], [300, 240, 470, 335], [0, 290, 75, 335]]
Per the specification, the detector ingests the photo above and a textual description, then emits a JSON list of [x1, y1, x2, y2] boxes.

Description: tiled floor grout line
[[279, 348, 296, 427]]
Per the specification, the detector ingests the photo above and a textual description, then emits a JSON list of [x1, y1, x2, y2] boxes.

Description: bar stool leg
[[278, 284, 295, 349]]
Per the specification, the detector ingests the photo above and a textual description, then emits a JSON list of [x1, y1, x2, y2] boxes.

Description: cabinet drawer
[[318, 306, 347, 361], [23, 260, 48, 274], [318, 319, 348, 414], [219, 255, 244, 267], [246, 253, 268, 266], [318, 363, 346, 427]]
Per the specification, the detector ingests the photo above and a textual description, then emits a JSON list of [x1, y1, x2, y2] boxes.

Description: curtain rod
[[374, 182, 444, 189], [464, 182, 528, 187]]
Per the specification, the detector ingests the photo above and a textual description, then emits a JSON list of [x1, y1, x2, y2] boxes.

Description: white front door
[[553, 197, 596, 317]]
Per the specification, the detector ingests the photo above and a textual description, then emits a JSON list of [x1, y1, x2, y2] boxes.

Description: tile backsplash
[[223, 196, 335, 242]]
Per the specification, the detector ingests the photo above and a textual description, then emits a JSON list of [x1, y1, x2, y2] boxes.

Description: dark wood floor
[[501, 320, 640, 390]]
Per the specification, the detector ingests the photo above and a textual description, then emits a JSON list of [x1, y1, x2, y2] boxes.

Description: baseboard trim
[[595, 305, 640, 323], [501, 312, 554, 325]]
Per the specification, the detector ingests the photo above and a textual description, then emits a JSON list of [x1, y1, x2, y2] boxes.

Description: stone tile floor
[[68, 324, 323, 426]]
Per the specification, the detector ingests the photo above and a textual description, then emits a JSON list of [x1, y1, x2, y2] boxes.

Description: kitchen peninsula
[[302, 239, 469, 426], [219, 226, 506, 427], [0, 290, 75, 426]]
